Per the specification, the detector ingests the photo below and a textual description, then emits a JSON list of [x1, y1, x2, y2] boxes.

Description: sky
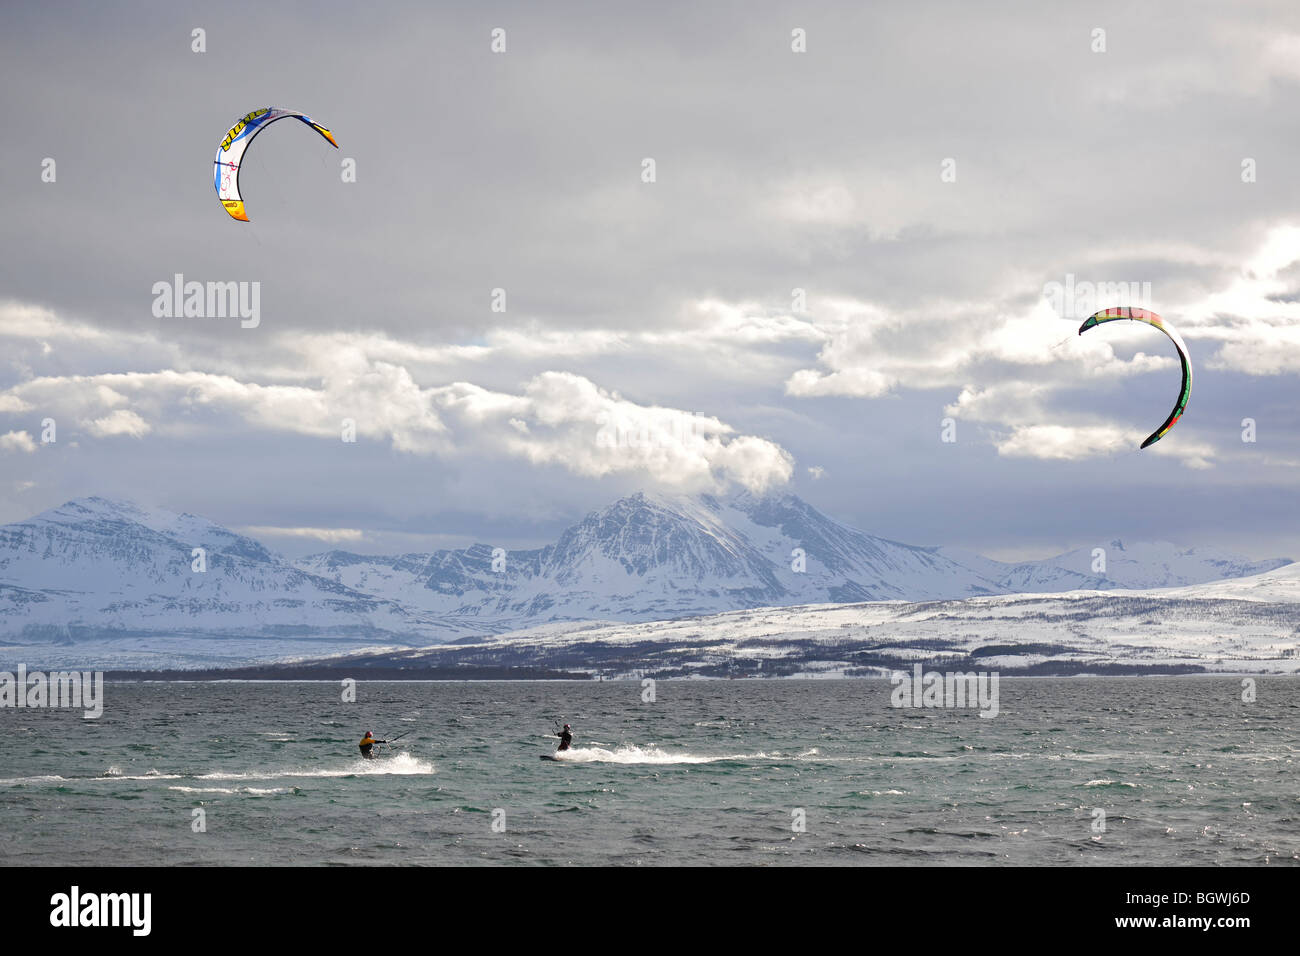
[[3, 0, 1300, 562]]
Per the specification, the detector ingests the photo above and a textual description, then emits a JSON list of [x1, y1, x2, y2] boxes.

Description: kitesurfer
[[555, 724, 573, 752], [359, 730, 386, 759]]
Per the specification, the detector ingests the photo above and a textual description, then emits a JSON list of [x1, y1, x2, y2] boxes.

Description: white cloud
[[994, 425, 1136, 462], [1210, 325, 1300, 376], [280, 302, 818, 383], [988, 423, 1215, 470], [86, 409, 150, 438], [0, 430, 37, 454], [778, 227, 1300, 467], [0, 342, 792, 494], [0, 300, 152, 350], [433, 371, 794, 494], [10, 222, 1300, 481]]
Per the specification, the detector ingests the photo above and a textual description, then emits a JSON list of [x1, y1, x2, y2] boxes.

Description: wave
[[0, 771, 186, 785], [197, 752, 435, 779], [168, 785, 296, 795], [0, 774, 71, 785], [1081, 778, 1138, 788], [544, 745, 772, 765], [0, 753, 435, 786]]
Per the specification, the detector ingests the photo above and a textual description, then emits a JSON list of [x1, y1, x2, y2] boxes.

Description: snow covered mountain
[[0, 492, 1290, 670], [299, 491, 1290, 623], [937, 538, 1288, 591], [0, 497, 463, 652], [297, 493, 786, 624], [295, 491, 1006, 627], [336, 562, 1300, 678]]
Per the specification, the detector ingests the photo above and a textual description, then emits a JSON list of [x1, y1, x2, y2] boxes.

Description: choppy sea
[[1, 678, 1296, 866]]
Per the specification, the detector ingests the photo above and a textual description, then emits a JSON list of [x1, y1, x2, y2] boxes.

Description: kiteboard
[[539, 754, 564, 761]]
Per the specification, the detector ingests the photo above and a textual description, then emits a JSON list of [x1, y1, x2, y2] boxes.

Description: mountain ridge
[[0, 493, 1290, 669]]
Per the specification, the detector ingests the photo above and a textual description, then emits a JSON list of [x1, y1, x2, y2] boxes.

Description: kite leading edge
[[213, 107, 338, 221], [1078, 306, 1192, 450]]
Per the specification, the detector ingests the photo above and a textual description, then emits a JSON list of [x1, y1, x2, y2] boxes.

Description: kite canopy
[[213, 107, 338, 221], [1078, 306, 1192, 450]]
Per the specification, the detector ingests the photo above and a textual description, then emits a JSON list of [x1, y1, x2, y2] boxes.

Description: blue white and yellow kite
[[213, 107, 338, 221]]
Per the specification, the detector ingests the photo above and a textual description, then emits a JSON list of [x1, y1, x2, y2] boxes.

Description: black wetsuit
[[557, 729, 572, 751], [359, 735, 386, 758]]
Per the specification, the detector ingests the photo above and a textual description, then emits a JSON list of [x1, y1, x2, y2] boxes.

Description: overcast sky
[[3, 0, 1300, 561]]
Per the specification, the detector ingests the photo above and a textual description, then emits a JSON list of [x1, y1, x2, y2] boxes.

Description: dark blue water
[[1, 678, 1296, 865]]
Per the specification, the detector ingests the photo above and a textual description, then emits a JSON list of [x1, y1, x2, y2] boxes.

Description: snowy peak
[[717, 492, 1003, 601], [297, 490, 1292, 622], [543, 492, 773, 583], [23, 496, 277, 566], [0, 497, 460, 646], [935, 534, 1291, 592], [0, 492, 1291, 657]]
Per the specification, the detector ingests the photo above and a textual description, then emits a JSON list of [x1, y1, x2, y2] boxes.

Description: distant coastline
[[92, 662, 1213, 682]]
